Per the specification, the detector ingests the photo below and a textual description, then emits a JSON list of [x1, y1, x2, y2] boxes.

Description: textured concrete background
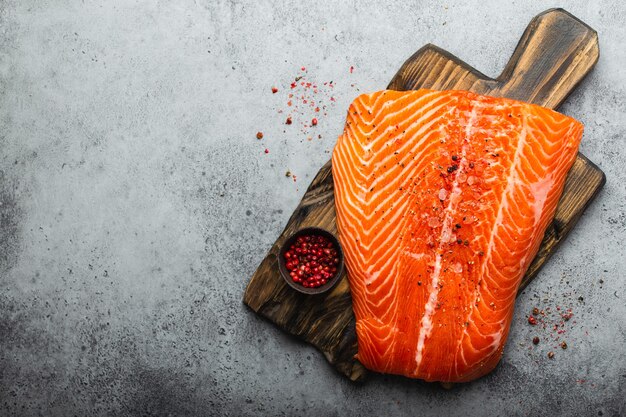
[[0, 1, 624, 416]]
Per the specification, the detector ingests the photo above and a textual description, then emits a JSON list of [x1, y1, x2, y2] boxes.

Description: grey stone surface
[[0, 1, 624, 416]]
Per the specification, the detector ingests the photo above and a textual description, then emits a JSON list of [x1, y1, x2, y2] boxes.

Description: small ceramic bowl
[[277, 227, 345, 295]]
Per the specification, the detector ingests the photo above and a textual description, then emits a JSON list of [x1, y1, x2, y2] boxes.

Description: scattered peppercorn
[[528, 316, 537, 325], [256, 131, 264, 140], [451, 155, 458, 161], [533, 336, 540, 345], [455, 223, 461, 229], [447, 164, 459, 173], [548, 351, 555, 359], [285, 170, 292, 177], [286, 117, 292, 125], [561, 341, 568, 349], [532, 307, 540, 315]]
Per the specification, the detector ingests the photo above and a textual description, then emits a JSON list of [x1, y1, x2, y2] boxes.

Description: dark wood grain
[[243, 8, 605, 381]]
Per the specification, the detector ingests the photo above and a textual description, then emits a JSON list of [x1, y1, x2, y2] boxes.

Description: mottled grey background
[[0, 0, 624, 416]]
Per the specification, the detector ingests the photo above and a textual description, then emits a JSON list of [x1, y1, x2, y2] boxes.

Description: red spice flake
[[287, 101, 292, 106], [283, 234, 339, 288], [271, 86, 278, 94], [349, 65, 354, 73], [292, 174, 297, 182], [286, 116, 292, 125], [330, 96, 335, 101], [256, 131, 264, 140], [290, 82, 297, 89], [264, 148, 269, 154], [301, 66, 306, 71], [532, 336, 540, 345], [311, 118, 318, 126], [528, 316, 537, 325], [315, 107, 320, 112]]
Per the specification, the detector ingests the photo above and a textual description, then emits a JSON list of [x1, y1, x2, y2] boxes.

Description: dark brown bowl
[[277, 227, 345, 295]]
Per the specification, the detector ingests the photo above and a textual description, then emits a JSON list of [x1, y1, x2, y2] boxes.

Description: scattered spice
[[451, 155, 458, 161], [547, 351, 555, 359], [528, 316, 537, 325], [285, 170, 292, 178], [283, 234, 340, 289], [532, 336, 540, 345], [262, 65, 361, 181], [561, 341, 568, 350], [256, 131, 264, 140], [532, 307, 540, 315], [264, 148, 269, 154]]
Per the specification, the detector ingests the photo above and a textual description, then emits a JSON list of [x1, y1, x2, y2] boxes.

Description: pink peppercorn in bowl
[[277, 227, 344, 295]]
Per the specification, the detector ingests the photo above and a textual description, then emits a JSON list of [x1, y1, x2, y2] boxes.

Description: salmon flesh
[[332, 90, 583, 382]]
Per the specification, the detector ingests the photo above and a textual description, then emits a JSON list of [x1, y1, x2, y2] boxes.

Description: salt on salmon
[[332, 90, 583, 382]]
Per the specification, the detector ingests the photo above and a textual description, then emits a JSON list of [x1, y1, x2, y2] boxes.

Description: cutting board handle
[[490, 8, 599, 108]]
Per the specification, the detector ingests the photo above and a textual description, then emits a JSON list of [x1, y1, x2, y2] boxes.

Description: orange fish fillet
[[332, 90, 583, 382]]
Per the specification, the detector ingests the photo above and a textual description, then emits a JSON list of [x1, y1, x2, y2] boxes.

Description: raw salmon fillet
[[332, 90, 583, 382]]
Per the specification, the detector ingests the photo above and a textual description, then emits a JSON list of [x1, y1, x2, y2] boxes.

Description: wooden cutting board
[[243, 8, 605, 382]]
